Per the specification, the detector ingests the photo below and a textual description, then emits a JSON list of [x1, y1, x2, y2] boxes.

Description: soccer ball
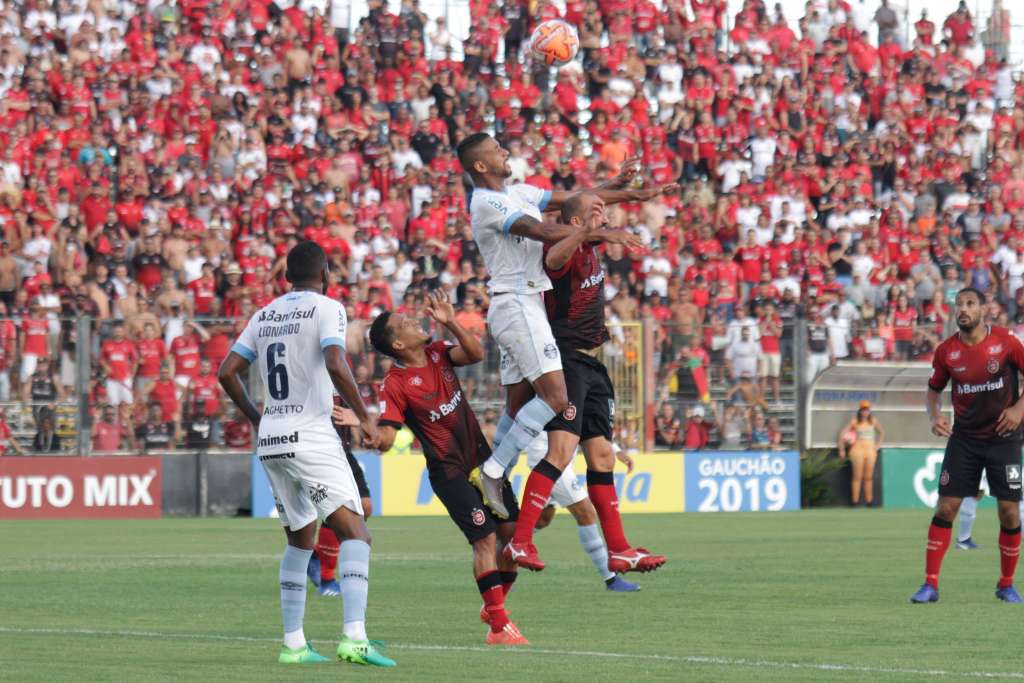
[[528, 19, 580, 67]]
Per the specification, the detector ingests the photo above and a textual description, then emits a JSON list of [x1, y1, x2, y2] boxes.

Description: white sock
[[340, 540, 370, 641], [280, 545, 313, 649], [483, 397, 556, 478], [958, 496, 978, 542], [578, 523, 614, 582]]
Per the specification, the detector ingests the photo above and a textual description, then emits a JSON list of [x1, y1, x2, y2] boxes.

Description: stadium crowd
[[0, 0, 1019, 453]]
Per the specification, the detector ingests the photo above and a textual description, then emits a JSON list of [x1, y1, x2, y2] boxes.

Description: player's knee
[[569, 500, 597, 526], [935, 498, 961, 521]]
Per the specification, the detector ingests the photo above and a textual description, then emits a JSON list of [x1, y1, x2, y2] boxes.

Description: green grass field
[[2, 510, 1024, 682]]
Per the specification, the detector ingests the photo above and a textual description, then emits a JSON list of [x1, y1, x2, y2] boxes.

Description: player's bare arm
[[425, 290, 484, 366], [324, 345, 379, 448], [926, 388, 951, 437], [996, 394, 1024, 437], [508, 213, 578, 244], [544, 206, 602, 271], [218, 352, 261, 428]]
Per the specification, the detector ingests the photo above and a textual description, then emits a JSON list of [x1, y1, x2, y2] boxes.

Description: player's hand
[[599, 229, 645, 250], [615, 449, 635, 474], [609, 156, 642, 188], [996, 404, 1024, 438], [332, 406, 360, 427], [360, 416, 380, 449], [930, 415, 953, 438], [425, 289, 455, 325]]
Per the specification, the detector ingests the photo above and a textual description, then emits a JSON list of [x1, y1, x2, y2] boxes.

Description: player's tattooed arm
[[218, 353, 262, 428], [426, 290, 484, 366], [508, 214, 577, 244]]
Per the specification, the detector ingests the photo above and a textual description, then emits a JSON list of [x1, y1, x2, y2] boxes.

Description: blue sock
[[493, 412, 514, 448], [958, 496, 978, 542], [280, 545, 312, 649], [339, 540, 370, 640], [482, 397, 556, 478], [578, 523, 614, 582]]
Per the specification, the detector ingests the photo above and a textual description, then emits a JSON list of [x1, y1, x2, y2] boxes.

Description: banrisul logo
[[258, 307, 315, 323]]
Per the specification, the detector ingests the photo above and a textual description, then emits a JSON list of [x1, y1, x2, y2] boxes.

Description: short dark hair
[[956, 287, 985, 304], [559, 192, 589, 224], [455, 132, 491, 177], [369, 312, 397, 358], [286, 240, 326, 284]]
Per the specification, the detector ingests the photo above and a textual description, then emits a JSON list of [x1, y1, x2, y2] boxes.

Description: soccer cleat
[[469, 467, 509, 519], [306, 551, 322, 588], [606, 575, 641, 592], [485, 621, 529, 645], [996, 584, 1023, 603], [318, 579, 340, 597], [608, 547, 667, 574], [278, 643, 330, 664], [503, 541, 545, 571], [910, 583, 939, 603], [956, 537, 980, 550], [337, 636, 396, 667]]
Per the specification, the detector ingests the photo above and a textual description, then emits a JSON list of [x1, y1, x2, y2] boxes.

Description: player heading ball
[[911, 287, 1024, 604]]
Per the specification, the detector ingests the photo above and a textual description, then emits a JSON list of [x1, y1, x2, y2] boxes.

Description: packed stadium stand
[[0, 0, 1019, 455]]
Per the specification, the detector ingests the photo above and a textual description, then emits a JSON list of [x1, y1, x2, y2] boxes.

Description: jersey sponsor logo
[[956, 377, 1005, 395], [429, 351, 440, 363], [410, 376, 423, 387], [988, 359, 1000, 374], [608, 399, 615, 419], [258, 307, 315, 323], [428, 389, 463, 423], [562, 402, 577, 421], [500, 351, 512, 370], [258, 452, 295, 461], [1008, 464, 1022, 490], [379, 401, 386, 413], [258, 431, 300, 448], [940, 469, 950, 486], [470, 507, 486, 526], [949, 350, 961, 360], [580, 270, 605, 289], [543, 343, 559, 359], [486, 198, 508, 214], [952, 366, 966, 373], [990, 344, 1003, 354]]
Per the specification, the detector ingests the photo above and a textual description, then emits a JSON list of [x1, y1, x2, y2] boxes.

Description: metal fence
[[0, 312, 960, 456]]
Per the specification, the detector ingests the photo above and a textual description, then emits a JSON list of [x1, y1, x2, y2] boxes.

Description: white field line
[[0, 626, 1022, 679]]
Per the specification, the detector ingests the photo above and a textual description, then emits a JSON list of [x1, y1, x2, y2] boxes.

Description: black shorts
[[431, 475, 519, 544], [346, 450, 372, 500], [939, 434, 1023, 502], [546, 349, 614, 441]]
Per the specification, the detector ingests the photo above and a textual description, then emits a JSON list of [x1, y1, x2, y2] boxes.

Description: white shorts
[[258, 446, 364, 531], [524, 432, 588, 509], [487, 292, 562, 386], [106, 379, 134, 406], [20, 354, 38, 383], [760, 352, 781, 378]]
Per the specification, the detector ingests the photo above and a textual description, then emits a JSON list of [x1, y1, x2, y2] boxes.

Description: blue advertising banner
[[251, 451, 383, 519], [684, 451, 801, 512]]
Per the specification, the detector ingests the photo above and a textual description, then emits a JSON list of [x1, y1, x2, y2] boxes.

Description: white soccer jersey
[[470, 183, 553, 295], [231, 290, 347, 453]]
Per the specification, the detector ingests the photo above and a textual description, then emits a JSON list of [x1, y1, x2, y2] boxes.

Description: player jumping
[[218, 241, 396, 666], [911, 287, 1024, 604], [368, 290, 529, 645], [456, 132, 672, 571]]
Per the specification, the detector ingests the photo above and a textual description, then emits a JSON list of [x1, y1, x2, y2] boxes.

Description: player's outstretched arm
[[508, 214, 578, 245], [324, 345, 378, 447], [544, 157, 642, 211], [425, 290, 484, 366], [218, 352, 261, 428]]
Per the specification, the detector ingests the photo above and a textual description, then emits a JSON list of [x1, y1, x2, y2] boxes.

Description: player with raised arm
[[218, 241, 395, 666], [368, 290, 529, 645], [456, 132, 673, 571], [911, 287, 1024, 604]]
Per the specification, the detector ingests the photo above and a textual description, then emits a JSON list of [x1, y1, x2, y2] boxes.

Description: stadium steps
[[707, 373, 799, 447]]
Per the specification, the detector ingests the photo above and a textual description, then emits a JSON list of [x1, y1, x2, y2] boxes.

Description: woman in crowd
[[837, 400, 885, 506]]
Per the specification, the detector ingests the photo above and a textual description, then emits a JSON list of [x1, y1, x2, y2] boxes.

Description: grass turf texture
[[2, 510, 1023, 682]]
